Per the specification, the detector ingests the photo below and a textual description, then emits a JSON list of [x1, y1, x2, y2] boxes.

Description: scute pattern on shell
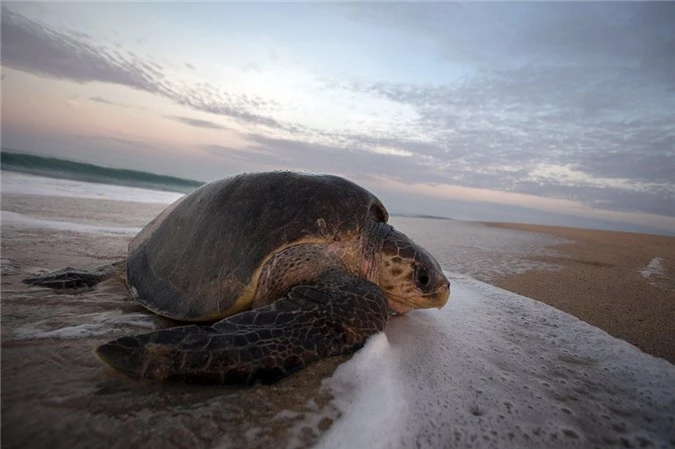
[[126, 172, 388, 321]]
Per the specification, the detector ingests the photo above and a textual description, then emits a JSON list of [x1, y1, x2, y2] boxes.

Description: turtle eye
[[416, 267, 430, 288]]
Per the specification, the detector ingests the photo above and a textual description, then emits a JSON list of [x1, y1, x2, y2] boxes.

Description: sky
[[1, 2, 674, 234]]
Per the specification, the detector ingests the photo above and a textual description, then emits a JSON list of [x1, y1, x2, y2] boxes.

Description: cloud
[[238, 53, 675, 217], [1, 8, 158, 90], [163, 81, 281, 128], [165, 116, 228, 130], [197, 143, 283, 164], [0, 7, 280, 128], [242, 133, 464, 187], [334, 2, 675, 84], [2, 4, 674, 221], [323, 32, 675, 216], [97, 135, 159, 151], [89, 96, 117, 105]]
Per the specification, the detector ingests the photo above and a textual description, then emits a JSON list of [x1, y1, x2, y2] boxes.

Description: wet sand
[[1, 195, 343, 449], [486, 222, 675, 364]]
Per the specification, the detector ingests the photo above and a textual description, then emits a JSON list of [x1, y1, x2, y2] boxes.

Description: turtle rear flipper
[[95, 271, 389, 385], [23, 261, 124, 290]]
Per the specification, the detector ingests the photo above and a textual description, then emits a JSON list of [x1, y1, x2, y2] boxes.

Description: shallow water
[[2, 170, 185, 204], [2, 170, 566, 282], [391, 216, 566, 281]]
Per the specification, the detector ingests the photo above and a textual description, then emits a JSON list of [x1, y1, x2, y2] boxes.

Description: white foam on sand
[[1, 210, 142, 235], [640, 257, 665, 279], [315, 274, 675, 449], [1, 171, 184, 204], [14, 311, 159, 340], [14, 323, 113, 340]]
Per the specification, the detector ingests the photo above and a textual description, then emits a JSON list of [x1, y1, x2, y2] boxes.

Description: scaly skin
[[95, 269, 388, 385]]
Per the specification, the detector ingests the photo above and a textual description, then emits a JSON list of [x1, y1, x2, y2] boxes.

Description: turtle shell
[[126, 171, 388, 322]]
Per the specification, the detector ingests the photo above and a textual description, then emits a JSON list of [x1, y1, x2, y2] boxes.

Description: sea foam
[[1, 210, 142, 235], [640, 257, 665, 279], [1, 171, 184, 204], [316, 274, 675, 449], [14, 311, 159, 340]]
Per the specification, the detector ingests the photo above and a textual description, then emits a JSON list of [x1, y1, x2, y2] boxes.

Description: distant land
[[0, 150, 205, 194], [390, 213, 453, 221]]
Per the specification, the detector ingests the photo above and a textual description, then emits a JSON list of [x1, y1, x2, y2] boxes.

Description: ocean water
[[1, 169, 564, 281], [0, 154, 570, 281], [2, 170, 184, 205], [2, 169, 674, 448]]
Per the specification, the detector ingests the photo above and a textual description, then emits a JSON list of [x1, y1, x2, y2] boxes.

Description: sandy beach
[[486, 222, 675, 364], [2, 190, 674, 448]]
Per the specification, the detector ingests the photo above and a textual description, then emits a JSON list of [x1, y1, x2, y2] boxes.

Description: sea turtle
[[24, 171, 450, 385]]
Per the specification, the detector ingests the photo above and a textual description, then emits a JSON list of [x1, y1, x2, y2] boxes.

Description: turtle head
[[377, 228, 450, 315]]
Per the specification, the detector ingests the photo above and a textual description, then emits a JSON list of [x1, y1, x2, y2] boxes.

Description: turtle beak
[[386, 279, 450, 315], [434, 280, 450, 309]]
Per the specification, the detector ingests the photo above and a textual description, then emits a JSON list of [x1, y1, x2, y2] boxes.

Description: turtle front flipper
[[95, 270, 389, 385], [23, 261, 124, 290]]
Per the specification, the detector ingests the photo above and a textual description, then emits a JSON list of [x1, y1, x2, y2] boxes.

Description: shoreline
[[484, 222, 675, 364], [2, 190, 674, 448]]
